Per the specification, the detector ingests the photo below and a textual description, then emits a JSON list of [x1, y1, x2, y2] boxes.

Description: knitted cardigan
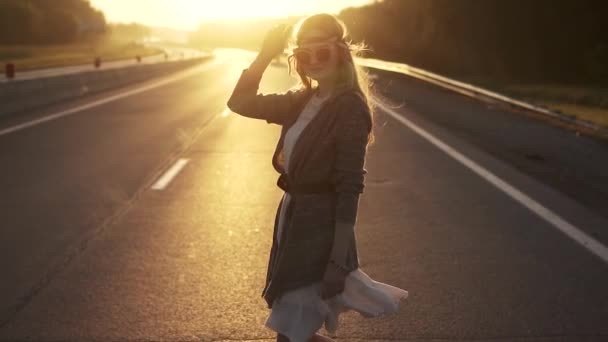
[[227, 68, 372, 308]]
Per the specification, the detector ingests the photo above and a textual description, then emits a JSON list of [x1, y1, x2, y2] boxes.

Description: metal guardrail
[[0, 56, 213, 117], [2, 50, 206, 83], [356, 57, 608, 138]]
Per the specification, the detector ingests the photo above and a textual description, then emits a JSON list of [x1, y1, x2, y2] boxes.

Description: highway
[[0, 49, 606, 341]]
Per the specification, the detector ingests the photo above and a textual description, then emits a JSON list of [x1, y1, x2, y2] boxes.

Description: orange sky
[[89, 0, 374, 30]]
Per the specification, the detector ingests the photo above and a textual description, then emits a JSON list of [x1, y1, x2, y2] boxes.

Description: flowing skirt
[[265, 192, 409, 342]]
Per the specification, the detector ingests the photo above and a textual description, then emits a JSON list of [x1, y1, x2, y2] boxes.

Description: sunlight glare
[[192, 0, 290, 21], [91, 0, 374, 30]]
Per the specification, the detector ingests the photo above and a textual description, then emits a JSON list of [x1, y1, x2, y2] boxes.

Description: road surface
[[0, 49, 606, 341]]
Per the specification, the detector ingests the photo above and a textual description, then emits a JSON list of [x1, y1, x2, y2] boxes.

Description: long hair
[[287, 13, 376, 147]]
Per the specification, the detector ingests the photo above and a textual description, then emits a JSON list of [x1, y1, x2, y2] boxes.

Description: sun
[[191, 0, 296, 21], [91, 0, 375, 30]]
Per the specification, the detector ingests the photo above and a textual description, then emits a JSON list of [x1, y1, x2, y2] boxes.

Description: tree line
[[0, 0, 106, 44], [340, 0, 608, 84]]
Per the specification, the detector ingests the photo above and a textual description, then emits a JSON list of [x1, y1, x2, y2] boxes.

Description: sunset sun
[[90, 0, 374, 30], [191, 0, 297, 21]]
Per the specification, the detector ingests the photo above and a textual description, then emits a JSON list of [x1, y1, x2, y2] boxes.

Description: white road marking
[[151, 158, 190, 190], [0, 61, 218, 137], [376, 101, 608, 264]]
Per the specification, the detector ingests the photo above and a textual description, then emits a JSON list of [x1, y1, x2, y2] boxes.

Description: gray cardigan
[[227, 68, 372, 308]]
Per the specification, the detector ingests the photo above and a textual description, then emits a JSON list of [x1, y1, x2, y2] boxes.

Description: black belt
[[276, 173, 335, 194]]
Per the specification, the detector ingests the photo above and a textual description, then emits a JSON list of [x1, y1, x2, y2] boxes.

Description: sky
[[89, 0, 375, 31]]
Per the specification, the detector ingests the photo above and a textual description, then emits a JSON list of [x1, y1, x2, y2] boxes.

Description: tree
[[0, 0, 107, 44], [0, 1, 36, 44]]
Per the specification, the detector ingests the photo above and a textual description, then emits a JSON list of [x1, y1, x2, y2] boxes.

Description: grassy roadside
[[0, 40, 163, 72], [461, 78, 608, 129], [525, 101, 608, 128]]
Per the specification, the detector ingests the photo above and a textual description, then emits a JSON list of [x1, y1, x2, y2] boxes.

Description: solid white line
[[0, 61, 217, 137], [151, 158, 190, 190], [376, 101, 608, 264]]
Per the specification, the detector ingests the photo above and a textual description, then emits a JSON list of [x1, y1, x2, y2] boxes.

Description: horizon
[[89, 0, 374, 31]]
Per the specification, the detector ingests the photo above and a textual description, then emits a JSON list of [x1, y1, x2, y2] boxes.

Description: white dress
[[264, 93, 409, 341]]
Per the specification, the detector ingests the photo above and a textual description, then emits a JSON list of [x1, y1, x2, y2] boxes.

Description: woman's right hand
[[320, 262, 347, 300], [259, 24, 292, 60]]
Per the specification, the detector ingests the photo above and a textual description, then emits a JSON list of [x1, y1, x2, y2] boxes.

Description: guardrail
[[1, 51, 205, 83], [356, 57, 608, 138], [0, 55, 213, 118]]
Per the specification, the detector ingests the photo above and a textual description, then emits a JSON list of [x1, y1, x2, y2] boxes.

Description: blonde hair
[[287, 13, 376, 147]]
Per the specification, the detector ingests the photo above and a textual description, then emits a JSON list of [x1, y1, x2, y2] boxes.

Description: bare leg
[[308, 333, 336, 341], [277, 332, 335, 341]]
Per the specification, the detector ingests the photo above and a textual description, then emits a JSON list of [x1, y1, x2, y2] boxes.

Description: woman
[[227, 13, 408, 342]]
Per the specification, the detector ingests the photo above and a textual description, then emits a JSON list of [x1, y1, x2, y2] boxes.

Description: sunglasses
[[292, 44, 334, 66]]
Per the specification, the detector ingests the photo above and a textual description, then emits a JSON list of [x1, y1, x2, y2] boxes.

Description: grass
[[530, 101, 608, 128], [0, 38, 163, 71], [461, 77, 608, 129]]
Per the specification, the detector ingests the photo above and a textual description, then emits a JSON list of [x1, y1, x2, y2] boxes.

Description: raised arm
[[226, 25, 300, 126], [227, 54, 303, 125]]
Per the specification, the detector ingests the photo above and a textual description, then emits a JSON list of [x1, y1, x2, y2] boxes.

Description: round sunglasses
[[292, 44, 334, 66]]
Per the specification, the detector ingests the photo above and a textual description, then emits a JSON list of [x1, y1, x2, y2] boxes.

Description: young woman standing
[[227, 13, 408, 342]]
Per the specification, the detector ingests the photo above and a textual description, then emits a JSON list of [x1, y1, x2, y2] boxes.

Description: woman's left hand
[[320, 262, 347, 300]]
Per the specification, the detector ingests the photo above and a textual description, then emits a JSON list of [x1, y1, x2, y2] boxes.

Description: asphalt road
[[0, 49, 606, 341]]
